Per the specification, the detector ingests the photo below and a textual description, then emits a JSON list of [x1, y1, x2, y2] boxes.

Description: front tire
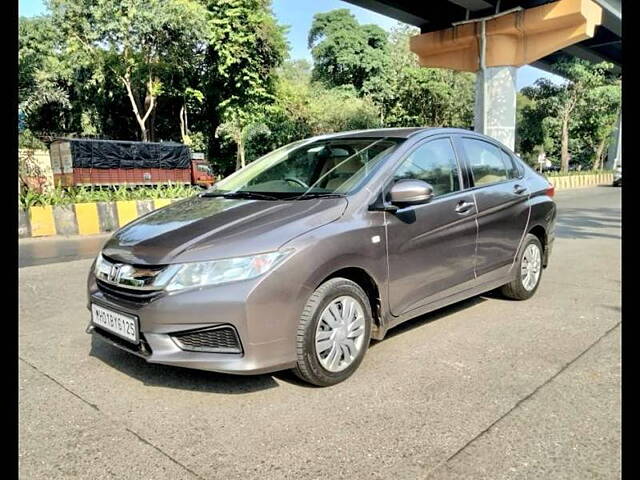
[[500, 234, 544, 300], [293, 278, 372, 387]]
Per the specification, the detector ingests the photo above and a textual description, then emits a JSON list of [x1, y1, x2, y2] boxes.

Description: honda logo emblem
[[108, 264, 123, 282]]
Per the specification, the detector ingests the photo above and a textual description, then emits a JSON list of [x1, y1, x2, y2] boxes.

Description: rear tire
[[292, 278, 372, 387], [500, 234, 544, 300]]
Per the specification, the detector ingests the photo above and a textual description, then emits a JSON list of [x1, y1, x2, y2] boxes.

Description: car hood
[[101, 196, 348, 265]]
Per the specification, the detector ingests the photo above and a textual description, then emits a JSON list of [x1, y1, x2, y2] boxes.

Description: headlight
[[94, 253, 110, 277], [165, 250, 293, 291]]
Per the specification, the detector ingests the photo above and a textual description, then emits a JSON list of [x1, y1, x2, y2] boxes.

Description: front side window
[[393, 137, 461, 197], [462, 138, 518, 186], [208, 137, 403, 198]]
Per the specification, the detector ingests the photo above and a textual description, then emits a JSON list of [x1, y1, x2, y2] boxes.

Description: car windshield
[[205, 136, 403, 199]]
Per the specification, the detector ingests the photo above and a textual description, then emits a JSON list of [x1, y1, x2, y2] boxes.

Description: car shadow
[[370, 295, 488, 345], [89, 336, 282, 394], [89, 292, 502, 392]]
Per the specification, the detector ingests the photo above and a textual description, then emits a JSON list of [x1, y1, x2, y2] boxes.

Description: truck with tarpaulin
[[49, 138, 215, 188]]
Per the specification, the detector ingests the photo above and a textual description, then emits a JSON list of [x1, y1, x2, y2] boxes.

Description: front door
[[456, 136, 531, 278], [385, 137, 478, 316]]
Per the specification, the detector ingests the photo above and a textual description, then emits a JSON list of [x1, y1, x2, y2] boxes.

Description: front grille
[[95, 254, 168, 303], [96, 279, 163, 303], [171, 326, 242, 354]]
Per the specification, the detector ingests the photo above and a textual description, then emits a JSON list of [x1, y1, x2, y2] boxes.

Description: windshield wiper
[[222, 191, 280, 200], [286, 192, 346, 200], [200, 191, 226, 197], [200, 191, 280, 200]]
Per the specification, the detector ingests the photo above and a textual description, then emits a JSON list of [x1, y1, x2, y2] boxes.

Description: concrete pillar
[[606, 108, 621, 169], [474, 66, 517, 151]]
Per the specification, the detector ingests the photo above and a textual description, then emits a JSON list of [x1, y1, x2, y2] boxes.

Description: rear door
[[455, 136, 530, 278], [385, 136, 478, 316]]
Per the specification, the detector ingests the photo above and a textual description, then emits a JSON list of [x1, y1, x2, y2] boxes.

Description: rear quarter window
[[501, 150, 523, 178]]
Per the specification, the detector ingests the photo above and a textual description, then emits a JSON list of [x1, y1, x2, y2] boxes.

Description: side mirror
[[389, 179, 434, 206]]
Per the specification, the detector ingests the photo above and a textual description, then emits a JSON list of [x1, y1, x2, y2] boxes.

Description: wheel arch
[[318, 267, 385, 340], [528, 224, 548, 267]]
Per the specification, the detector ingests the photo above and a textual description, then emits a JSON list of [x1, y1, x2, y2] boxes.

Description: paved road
[[19, 186, 621, 479], [19, 234, 110, 268]]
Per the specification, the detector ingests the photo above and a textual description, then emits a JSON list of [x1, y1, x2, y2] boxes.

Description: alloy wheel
[[521, 243, 542, 291]]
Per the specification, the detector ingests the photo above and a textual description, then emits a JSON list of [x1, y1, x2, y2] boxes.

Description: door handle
[[514, 184, 528, 195], [455, 201, 475, 214]]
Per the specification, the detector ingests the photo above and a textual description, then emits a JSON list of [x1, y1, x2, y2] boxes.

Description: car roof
[[313, 127, 479, 140], [322, 127, 432, 139], [312, 127, 519, 154]]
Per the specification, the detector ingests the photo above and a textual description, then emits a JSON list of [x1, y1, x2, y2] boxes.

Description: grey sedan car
[[87, 127, 556, 386]]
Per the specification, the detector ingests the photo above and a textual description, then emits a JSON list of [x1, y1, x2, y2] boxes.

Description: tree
[[252, 60, 315, 153], [306, 85, 381, 135], [179, 87, 205, 145], [381, 25, 474, 128], [239, 59, 383, 168], [49, 0, 209, 141], [551, 59, 618, 172], [386, 66, 474, 128], [201, 0, 287, 168], [518, 60, 620, 171], [216, 107, 271, 170], [517, 82, 561, 165], [21, 0, 287, 172], [573, 81, 621, 169], [270, 61, 381, 136], [308, 9, 389, 92], [19, 16, 72, 134]]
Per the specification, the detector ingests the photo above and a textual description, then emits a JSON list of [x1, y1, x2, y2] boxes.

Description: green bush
[[19, 184, 201, 209], [19, 189, 47, 209]]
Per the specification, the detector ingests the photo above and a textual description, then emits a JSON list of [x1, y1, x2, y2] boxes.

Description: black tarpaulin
[[65, 139, 191, 169]]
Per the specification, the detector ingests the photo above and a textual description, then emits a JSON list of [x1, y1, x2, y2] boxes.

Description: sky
[[19, 0, 564, 90]]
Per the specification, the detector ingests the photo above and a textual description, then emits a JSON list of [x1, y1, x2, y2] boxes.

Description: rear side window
[[393, 137, 461, 197], [501, 150, 523, 178], [462, 138, 518, 186], [508, 152, 526, 177]]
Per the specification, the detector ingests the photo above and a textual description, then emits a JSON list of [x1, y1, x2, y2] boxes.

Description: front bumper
[[86, 265, 311, 375], [88, 322, 294, 375]]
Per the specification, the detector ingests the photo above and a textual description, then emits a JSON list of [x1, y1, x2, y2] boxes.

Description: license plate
[[91, 304, 139, 344]]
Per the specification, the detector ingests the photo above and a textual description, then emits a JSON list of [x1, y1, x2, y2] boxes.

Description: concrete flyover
[[344, 0, 621, 157]]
